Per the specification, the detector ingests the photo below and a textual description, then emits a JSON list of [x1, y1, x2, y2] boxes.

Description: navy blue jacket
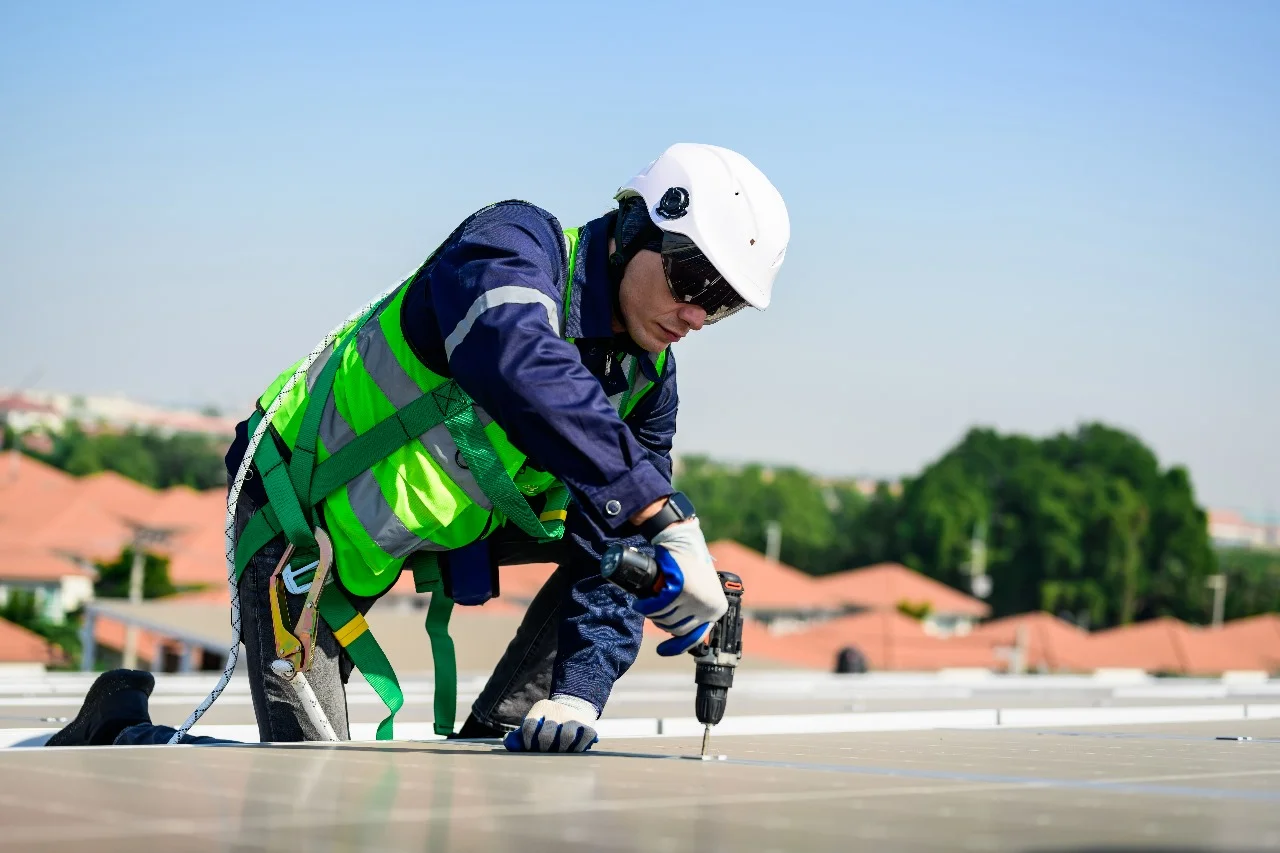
[[227, 201, 678, 713]]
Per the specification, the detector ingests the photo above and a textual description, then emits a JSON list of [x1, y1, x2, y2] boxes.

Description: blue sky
[[1, 1, 1277, 513]]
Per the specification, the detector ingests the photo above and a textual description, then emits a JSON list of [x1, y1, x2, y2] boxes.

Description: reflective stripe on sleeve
[[443, 286, 561, 361]]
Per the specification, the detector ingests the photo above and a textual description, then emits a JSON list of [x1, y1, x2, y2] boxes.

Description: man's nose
[[678, 304, 707, 331]]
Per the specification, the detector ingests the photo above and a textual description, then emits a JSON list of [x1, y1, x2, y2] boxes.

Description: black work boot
[[45, 669, 155, 747]]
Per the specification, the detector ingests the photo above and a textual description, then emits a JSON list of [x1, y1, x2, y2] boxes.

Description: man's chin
[[639, 336, 668, 354], [625, 324, 666, 354]]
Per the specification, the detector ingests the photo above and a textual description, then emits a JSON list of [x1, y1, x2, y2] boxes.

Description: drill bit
[[700, 723, 711, 757]]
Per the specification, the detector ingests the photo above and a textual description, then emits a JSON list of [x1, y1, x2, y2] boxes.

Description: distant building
[[0, 394, 63, 433], [1208, 509, 1279, 550], [0, 454, 228, 626], [0, 617, 66, 671], [813, 563, 991, 637], [703, 541, 841, 632], [0, 388, 238, 439], [0, 549, 96, 624], [845, 477, 903, 498]]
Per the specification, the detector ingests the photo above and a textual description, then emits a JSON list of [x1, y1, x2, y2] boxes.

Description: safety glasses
[[660, 232, 749, 324]]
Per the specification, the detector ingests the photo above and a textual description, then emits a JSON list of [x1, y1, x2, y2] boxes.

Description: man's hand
[[631, 517, 728, 656], [503, 696, 600, 753]]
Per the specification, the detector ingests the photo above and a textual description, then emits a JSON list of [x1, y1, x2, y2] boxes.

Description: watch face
[[670, 492, 696, 519]]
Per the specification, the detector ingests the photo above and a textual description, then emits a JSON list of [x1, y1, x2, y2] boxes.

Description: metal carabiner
[[283, 559, 319, 595], [292, 528, 334, 673]]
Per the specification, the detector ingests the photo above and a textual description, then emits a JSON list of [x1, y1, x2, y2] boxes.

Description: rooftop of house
[[705, 540, 831, 611], [0, 617, 65, 665], [968, 611, 1094, 671], [1082, 616, 1270, 675], [813, 562, 991, 618]]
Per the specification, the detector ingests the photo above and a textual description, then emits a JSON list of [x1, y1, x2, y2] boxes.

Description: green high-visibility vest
[[233, 223, 668, 739]]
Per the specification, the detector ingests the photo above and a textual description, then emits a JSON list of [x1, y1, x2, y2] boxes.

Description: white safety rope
[[168, 286, 397, 744]]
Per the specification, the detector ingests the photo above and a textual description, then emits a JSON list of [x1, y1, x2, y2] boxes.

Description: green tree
[[144, 432, 227, 489], [675, 456, 838, 572], [0, 591, 80, 666], [881, 423, 1218, 628], [30, 424, 227, 490], [1215, 548, 1280, 621], [896, 599, 932, 620], [95, 548, 177, 600], [0, 589, 39, 626], [640, 426, 1229, 629]]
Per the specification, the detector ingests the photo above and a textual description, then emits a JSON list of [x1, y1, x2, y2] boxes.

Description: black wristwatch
[[635, 491, 697, 540]]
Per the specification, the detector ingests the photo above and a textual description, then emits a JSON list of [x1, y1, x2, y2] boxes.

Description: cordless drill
[[601, 544, 745, 756]]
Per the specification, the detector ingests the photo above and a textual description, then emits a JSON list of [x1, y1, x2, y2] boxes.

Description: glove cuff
[[549, 693, 601, 721], [650, 514, 702, 547]]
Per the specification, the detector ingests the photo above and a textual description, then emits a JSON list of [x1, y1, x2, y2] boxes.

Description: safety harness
[[232, 227, 667, 739]]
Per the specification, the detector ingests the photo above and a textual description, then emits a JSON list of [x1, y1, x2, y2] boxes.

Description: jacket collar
[[566, 213, 666, 382]]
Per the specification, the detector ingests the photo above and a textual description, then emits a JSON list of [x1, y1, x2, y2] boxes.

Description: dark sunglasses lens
[[660, 233, 748, 324]]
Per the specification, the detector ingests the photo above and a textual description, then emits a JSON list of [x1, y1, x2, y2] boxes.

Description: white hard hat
[[615, 143, 790, 315]]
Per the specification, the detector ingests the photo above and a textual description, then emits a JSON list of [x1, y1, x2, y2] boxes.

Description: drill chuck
[[694, 665, 735, 726]]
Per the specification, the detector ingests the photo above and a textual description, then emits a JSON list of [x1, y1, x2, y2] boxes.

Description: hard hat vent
[[656, 187, 690, 220]]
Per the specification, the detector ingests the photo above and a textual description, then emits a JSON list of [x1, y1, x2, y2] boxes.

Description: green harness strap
[[230, 501, 409, 741], [316, 585, 403, 741], [409, 553, 458, 737], [250, 414, 317, 555], [229, 228, 593, 741]]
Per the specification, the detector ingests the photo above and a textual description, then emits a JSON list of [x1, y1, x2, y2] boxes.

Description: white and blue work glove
[[503, 696, 600, 753], [633, 518, 729, 656]]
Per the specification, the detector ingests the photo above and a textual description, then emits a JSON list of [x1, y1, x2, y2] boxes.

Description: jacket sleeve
[[550, 354, 679, 713], [429, 204, 673, 532]]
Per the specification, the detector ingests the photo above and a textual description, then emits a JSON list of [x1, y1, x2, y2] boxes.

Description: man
[[47, 142, 790, 753]]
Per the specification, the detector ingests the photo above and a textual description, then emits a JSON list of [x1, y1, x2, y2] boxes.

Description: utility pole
[[764, 521, 782, 563], [120, 523, 184, 670], [1205, 574, 1227, 629], [968, 518, 991, 599]]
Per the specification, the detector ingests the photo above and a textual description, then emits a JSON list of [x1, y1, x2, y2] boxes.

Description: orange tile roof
[[144, 486, 225, 530], [0, 454, 77, 535], [0, 546, 94, 581], [728, 610, 997, 672], [1082, 617, 1269, 675], [75, 471, 162, 524], [1082, 618, 1191, 672], [815, 562, 991, 618], [15, 493, 136, 562], [163, 514, 232, 587], [1217, 614, 1280, 672], [0, 617, 65, 665], [0, 451, 74, 491], [92, 615, 169, 664], [0, 452, 232, 586], [706, 541, 831, 610], [1180, 626, 1268, 675], [969, 611, 1094, 672], [1207, 509, 1246, 525], [739, 618, 839, 669], [784, 610, 997, 671]]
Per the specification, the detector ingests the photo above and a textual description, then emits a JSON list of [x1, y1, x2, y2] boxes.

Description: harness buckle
[[283, 560, 319, 595]]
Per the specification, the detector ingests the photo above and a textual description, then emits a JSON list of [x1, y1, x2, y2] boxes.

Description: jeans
[[115, 493, 619, 745]]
